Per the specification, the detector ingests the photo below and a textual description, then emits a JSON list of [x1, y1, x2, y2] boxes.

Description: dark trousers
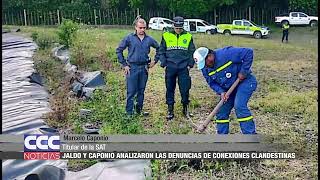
[[165, 67, 191, 105], [282, 30, 288, 42], [126, 65, 148, 115]]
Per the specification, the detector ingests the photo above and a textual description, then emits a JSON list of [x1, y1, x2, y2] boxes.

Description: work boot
[[166, 104, 174, 120], [136, 106, 142, 115], [183, 104, 194, 118], [136, 106, 149, 117]]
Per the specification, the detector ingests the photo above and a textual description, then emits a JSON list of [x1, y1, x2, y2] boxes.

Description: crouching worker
[[193, 46, 258, 134]]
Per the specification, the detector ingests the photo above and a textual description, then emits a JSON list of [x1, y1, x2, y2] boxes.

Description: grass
[[68, 72, 144, 135], [11, 24, 318, 179], [67, 159, 99, 172], [32, 47, 79, 129]]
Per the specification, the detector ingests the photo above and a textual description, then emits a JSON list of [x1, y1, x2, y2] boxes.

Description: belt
[[128, 62, 149, 66]]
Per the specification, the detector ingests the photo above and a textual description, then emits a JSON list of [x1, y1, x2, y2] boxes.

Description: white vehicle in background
[[148, 17, 174, 30], [275, 12, 318, 27], [183, 19, 217, 34]]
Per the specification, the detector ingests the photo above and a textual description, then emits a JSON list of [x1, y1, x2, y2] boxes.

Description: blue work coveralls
[[201, 46, 257, 134], [116, 33, 160, 115]]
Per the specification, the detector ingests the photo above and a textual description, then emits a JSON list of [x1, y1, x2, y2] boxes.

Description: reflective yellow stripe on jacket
[[163, 32, 192, 50], [209, 61, 232, 76]]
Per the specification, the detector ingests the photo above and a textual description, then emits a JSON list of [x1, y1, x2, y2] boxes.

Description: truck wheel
[[212, 29, 217, 34], [310, 20, 318, 27], [223, 30, 231, 36], [281, 20, 289, 26], [253, 31, 262, 39]]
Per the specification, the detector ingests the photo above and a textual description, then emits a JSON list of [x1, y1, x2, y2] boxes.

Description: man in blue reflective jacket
[[193, 46, 257, 134]]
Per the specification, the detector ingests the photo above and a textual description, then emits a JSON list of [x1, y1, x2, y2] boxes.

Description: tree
[[289, 0, 317, 14], [155, 0, 237, 16], [108, 0, 130, 9]]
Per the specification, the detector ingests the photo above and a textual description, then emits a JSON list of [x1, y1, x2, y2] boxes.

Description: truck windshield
[[249, 21, 259, 26], [164, 19, 174, 24], [202, 21, 211, 26]]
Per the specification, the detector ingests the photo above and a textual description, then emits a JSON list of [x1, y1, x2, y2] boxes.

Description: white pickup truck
[[275, 12, 318, 27]]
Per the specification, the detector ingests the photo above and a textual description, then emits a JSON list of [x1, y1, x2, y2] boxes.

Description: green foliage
[[34, 32, 58, 50], [3, 0, 298, 18], [108, 0, 130, 9], [69, 32, 118, 71], [289, 0, 318, 15], [32, 49, 73, 129], [157, 0, 236, 16], [2, 25, 11, 32], [33, 50, 65, 91], [58, 1, 90, 12], [175, 0, 209, 16], [151, 160, 161, 178], [128, 0, 143, 8], [70, 39, 91, 69], [68, 72, 143, 135], [68, 159, 99, 172], [3, 0, 65, 11], [57, 19, 79, 48], [31, 32, 38, 42], [253, 87, 317, 120]]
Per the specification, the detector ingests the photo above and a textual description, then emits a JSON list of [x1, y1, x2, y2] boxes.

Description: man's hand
[[238, 73, 246, 81], [124, 66, 130, 75], [148, 61, 156, 68], [220, 92, 229, 102]]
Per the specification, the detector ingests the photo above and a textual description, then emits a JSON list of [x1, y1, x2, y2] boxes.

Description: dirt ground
[[266, 26, 318, 47]]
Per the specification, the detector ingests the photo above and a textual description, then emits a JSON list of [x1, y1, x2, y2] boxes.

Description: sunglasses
[[137, 27, 146, 29]]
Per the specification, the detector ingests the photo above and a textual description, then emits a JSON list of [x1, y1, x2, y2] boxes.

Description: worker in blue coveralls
[[116, 17, 160, 116], [193, 46, 257, 134]]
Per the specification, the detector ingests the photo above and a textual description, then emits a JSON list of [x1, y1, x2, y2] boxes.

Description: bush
[[57, 19, 79, 48], [31, 32, 38, 41], [34, 32, 58, 50], [2, 26, 11, 32]]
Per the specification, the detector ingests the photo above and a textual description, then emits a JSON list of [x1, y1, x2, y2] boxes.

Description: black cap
[[173, 16, 184, 28]]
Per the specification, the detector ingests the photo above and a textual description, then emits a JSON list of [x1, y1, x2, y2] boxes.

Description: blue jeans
[[126, 65, 148, 115], [216, 75, 257, 134]]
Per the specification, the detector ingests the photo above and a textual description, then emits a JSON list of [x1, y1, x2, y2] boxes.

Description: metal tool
[[197, 78, 241, 133]]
